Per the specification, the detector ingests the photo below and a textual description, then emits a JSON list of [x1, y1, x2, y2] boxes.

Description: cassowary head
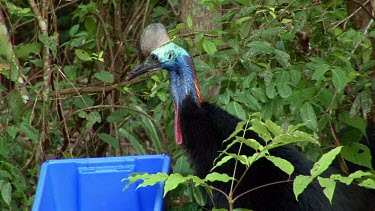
[[127, 23, 203, 145]]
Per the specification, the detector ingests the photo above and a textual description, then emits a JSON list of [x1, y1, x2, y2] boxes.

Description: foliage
[[125, 116, 374, 209], [0, 0, 375, 210]]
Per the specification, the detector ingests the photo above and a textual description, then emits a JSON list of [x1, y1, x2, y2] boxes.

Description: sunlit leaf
[[75, 49, 92, 61], [137, 173, 168, 188], [310, 147, 342, 177], [266, 155, 294, 176], [164, 173, 189, 196], [293, 175, 313, 200], [317, 177, 336, 204], [203, 39, 217, 55], [205, 172, 234, 183], [212, 155, 233, 171]]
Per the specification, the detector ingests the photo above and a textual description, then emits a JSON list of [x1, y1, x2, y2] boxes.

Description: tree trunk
[[179, 0, 222, 98]]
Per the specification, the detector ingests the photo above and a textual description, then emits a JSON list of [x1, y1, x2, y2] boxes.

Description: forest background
[[0, 0, 375, 210]]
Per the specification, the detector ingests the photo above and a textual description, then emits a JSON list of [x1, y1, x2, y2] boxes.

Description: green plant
[[1, 0, 375, 209], [124, 115, 374, 210]]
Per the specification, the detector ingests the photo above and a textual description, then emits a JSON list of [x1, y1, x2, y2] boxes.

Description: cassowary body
[[128, 24, 375, 210], [180, 95, 375, 210]]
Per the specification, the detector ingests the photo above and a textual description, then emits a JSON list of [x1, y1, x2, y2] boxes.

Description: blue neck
[[169, 55, 202, 108]]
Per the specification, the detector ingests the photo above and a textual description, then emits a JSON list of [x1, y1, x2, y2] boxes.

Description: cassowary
[[127, 23, 375, 210]]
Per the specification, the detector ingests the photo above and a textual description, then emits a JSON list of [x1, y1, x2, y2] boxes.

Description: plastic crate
[[32, 154, 171, 211]]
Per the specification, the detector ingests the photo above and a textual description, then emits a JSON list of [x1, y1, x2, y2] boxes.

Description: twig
[[329, 123, 349, 174], [348, 0, 375, 21], [233, 179, 293, 201], [332, 0, 372, 29], [93, 12, 115, 72]]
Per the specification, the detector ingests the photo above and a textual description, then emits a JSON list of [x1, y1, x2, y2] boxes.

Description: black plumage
[[128, 23, 375, 210], [180, 95, 375, 210]]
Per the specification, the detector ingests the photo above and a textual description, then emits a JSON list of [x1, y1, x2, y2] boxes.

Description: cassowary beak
[[127, 58, 162, 81]]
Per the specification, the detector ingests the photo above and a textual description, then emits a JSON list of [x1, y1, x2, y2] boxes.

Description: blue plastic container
[[32, 154, 171, 211]]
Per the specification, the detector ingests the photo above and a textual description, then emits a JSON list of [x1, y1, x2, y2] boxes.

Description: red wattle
[[174, 104, 183, 145]]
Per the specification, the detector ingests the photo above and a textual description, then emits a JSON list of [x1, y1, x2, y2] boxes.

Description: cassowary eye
[[167, 53, 172, 60], [152, 55, 158, 62]]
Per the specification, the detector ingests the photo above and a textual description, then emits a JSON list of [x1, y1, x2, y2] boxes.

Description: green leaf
[[274, 49, 290, 67], [309, 63, 329, 82], [266, 156, 294, 176], [69, 24, 80, 36], [247, 41, 274, 55], [219, 91, 230, 105], [226, 101, 246, 120], [20, 123, 39, 143], [203, 40, 217, 56], [350, 91, 373, 118], [247, 152, 261, 165], [330, 174, 353, 185], [236, 16, 252, 24], [205, 172, 234, 183], [251, 87, 267, 103], [348, 170, 373, 180], [223, 121, 247, 143], [187, 15, 193, 28], [107, 110, 127, 123], [236, 137, 264, 151], [94, 71, 114, 83], [193, 186, 206, 206], [262, 27, 284, 39], [341, 143, 373, 170], [119, 128, 146, 154], [164, 173, 189, 196], [141, 116, 162, 154], [277, 83, 292, 98], [38, 33, 58, 58], [75, 49, 92, 61], [212, 155, 233, 171], [7, 91, 24, 124], [137, 172, 168, 188], [339, 112, 366, 136], [266, 83, 277, 99], [265, 120, 283, 136], [272, 133, 314, 147], [317, 177, 336, 204], [290, 69, 302, 85], [225, 153, 248, 166], [6, 125, 18, 139], [1, 182, 11, 206], [250, 119, 272, 142], [80, 111, 101, 130], [358, 178, 375, 189], [331, 68, 348, 92], [73, 93, 94, 109], [98, 133, 119, 148], [300, 102, 318, 131], [15, 42, 42, 60], [310, 147, 342, 177], [293, 175, 313, 200], [84, 17, 97, 36], [156, 91, 168, 102], [174, 156, 193, 175]]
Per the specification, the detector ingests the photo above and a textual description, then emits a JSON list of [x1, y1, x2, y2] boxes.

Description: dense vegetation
[[0, 0, 374, 210]]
